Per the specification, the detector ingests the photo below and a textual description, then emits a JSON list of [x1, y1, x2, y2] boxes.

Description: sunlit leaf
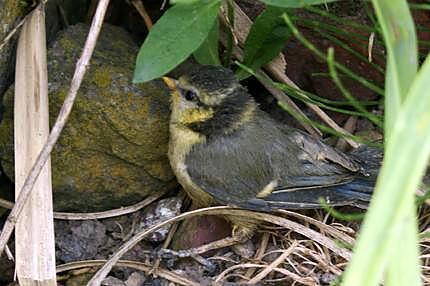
[[237, 5, 290, 79], [133, 0, 221, 83]]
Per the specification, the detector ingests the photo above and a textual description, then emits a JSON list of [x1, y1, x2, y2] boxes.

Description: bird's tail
[[263, 177, 374, 210]]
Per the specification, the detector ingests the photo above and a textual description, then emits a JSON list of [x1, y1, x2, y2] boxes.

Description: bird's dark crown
[[179, 65, 255, 138]]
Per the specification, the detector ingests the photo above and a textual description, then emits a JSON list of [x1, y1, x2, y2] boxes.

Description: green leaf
[[259, 0, 338, 8], [372, 0, 418, 136], [342, 53, 428, 286], [236, 6, 290, 80], [193, 17, 220, 65], [133, 0, 221, 83], [342, 1, 422, 284]]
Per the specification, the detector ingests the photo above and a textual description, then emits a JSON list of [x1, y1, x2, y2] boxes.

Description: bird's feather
[[185, 110, 373, 211]]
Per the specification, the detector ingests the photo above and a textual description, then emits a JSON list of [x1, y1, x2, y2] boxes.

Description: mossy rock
[[0, 23, 177, 211], [0, 0, 28, 96]]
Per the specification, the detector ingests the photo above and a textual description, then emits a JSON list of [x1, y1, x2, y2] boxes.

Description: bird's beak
[[162, 77, 178, 91]]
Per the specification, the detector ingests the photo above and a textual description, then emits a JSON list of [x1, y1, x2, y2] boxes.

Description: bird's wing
[[185, 114, 369, 211]]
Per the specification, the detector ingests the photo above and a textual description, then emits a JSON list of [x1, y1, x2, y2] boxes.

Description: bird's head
[[163, 65, 256, 137]]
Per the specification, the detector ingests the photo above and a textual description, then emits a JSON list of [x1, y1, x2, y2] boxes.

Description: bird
[[162, 65, 375, 241]]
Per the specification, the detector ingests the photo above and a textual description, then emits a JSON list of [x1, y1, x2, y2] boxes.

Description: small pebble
[[139, 197, 182, 242], [125, 271, 146, 286], [101, 276, 126, 286]]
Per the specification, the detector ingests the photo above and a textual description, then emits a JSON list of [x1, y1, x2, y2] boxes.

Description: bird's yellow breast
[[168, 123, 215, 207]]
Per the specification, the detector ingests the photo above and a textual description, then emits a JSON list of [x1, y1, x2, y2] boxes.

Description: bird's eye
[[183, 89, 198, 101]]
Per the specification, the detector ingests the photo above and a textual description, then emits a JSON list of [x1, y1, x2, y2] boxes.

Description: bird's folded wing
[[185, 119, 367, 211]]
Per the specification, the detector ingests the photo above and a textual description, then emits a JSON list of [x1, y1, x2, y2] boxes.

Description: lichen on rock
[[0, 23, 177, 211], [0, 0, 28, 96]]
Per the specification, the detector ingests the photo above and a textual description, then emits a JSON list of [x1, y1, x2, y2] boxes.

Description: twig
[[336, 116, 358, 151], [159, 236, 238, 258], [5, 245, 14, 261], [130, 0, 153, 30], [244, 232, 270, 279], [247, 241, 298, 284], [268, 66, 360, 148], [0, 192, 164, 220], [0, 0, 111, 256], [87, 206, 352, 286], [0, 7, 36, 52], [277, 209, 355, 245], [54, 192, 165, 220], [56, 260, 200, 286], [214, 263, 315, 286]]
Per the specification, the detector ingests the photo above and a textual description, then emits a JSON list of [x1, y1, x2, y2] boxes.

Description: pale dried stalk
[[130, 0, 153, 30], [14, 5, 56, 285], [56, 260, 200, 286], [0, 192, 165, 220], [0, 0, 111, 255], [244, 232, 270, 279], [247, 241, 298, 284]]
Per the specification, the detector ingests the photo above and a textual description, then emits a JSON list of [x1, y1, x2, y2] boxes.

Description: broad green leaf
[[237, 6, 290, 80], [193, 17, 220, 65], [133, 0, 221, 83], [259, 0, 338, 8]]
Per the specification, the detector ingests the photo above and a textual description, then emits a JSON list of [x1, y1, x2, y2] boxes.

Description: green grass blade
[[282, 14, 385, 96], [260, 0, 338, 8], [372, 0, 417, 133], [133, 0, 221, 83], [341, 52, 430, 286], [386, 200, 421, 286]]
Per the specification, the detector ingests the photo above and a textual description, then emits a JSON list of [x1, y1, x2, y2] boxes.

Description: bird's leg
[[158, 225, 254, 259], [158, 236, 239, 258]]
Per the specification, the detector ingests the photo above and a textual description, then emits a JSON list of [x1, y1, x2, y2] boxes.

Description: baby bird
[[163, 65, 373, 240]]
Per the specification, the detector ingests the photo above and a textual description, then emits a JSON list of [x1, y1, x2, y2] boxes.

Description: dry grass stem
[[87, 206, 352, 286], [56, 260, 200, 286], [247, 241, 298, 284], [0, 192, 165, 220], [130, 0, 153, 30]]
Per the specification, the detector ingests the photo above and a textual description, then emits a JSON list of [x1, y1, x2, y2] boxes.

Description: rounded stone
[[0, 23, 177, 211]]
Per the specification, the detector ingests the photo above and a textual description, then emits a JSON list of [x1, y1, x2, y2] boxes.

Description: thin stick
[[0, 192, 164, 220], [0, 8, 35, 52], [131, 0, 153, 30], [56, 260, 200, 286], [244, 232, 270, 279], [87, 206, 351, 286], [336, 116, 358, 151], [247, 241, 298, 284], [0, 0, 111, 256]]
